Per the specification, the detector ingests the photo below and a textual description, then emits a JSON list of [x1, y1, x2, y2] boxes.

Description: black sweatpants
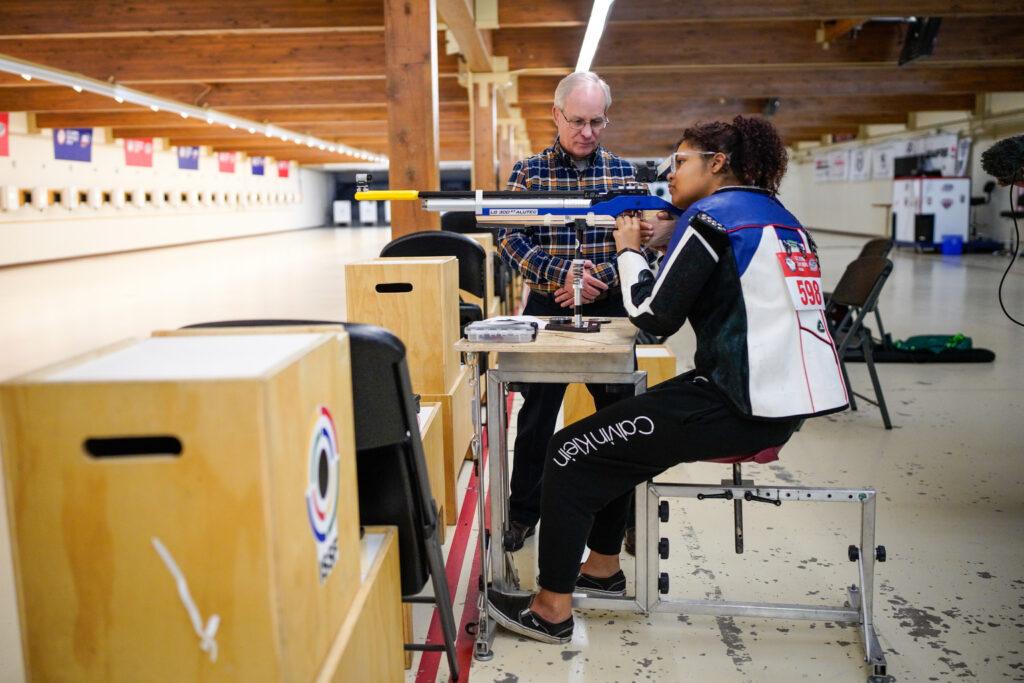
[[509, 290, 630, 528], [537, 372, 800, 593]]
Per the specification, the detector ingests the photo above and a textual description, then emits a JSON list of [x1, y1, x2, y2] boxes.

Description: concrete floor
[[0, 227, 1021, 682]]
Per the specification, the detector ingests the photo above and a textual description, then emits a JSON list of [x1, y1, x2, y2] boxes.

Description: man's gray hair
[[553, 72, 612, 112]]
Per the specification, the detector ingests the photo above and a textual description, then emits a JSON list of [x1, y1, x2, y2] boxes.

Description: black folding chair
[[825, 257, 895, 430], [381, 230, 488, 336], [859, 239, 894, 344], [181, 319, 460, 681], [441, 212, 513, 315]]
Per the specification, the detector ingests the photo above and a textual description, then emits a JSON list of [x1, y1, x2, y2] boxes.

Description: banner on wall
[[177, 145, 200, 170], [827, 150, 849, 182], [921, 133, 959, 177], [53, 127, 92, 162], [217, 151, 236, 173], [277, 160, 290, 178], [0, 112, 8, 157], [871, 143, 897, 180], [251, 156, 265, 176], [955, 137, 972, 177], [813, 154, 830, 183], [849, 148, 870, 182], [124, 138, 153, 167]]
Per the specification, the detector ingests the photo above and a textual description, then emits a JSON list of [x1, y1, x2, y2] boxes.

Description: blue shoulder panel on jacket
[[689, 189, 802, 277]]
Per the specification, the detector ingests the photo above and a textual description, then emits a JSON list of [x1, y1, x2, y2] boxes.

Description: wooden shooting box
[[0, 333, 360, 682], [344, 256, 460, 395]]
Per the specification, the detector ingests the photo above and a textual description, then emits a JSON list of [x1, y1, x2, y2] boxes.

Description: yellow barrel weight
[[354, 190, 420, 201]]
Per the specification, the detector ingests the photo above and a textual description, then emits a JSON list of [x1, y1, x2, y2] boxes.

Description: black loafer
[[502, 521, 536, 552], [574, 569, 627, 597], [486, 591, 574, 645]]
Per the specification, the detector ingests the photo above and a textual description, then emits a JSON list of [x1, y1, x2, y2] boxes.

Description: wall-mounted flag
[[218, 151, 236, 173], [251, 156, 265, 176], [277, 160, 290, 178], [53, 128, 92, 162], [177, 145, 200, 170], [0, 113, 9, 157], [124, 138, 154, 167]]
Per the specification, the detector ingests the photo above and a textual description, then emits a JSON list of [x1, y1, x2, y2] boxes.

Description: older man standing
[[498, 71, 659, 551]]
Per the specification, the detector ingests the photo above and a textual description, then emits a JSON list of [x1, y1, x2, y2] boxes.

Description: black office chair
[[825, 257, 895, 430], [180, 319, 460, 681], [380, 230, 488, 335]]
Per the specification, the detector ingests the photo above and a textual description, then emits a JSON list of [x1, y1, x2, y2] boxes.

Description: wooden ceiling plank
[[518, 67, 1024, 101], [0, 32, 460, 81], [499, 1, 1024, 27], [0, 0, 386, 36], [494, 18, 1024, 71]]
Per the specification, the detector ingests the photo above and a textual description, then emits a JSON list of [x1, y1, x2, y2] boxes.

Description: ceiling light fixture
[[575, 0, 615, 73], [0, 53, 387, 165]]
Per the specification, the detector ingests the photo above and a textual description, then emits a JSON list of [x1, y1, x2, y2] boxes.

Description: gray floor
[[0, 227, 1021, 682]]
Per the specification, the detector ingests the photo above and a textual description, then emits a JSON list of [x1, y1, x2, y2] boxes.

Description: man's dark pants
[[508, 289, 629, 528]]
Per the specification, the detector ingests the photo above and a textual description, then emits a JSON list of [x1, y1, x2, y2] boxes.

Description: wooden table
[[454, 317, 648, 662]]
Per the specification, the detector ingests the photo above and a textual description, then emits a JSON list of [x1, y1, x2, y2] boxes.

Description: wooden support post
[[497, 122, 515, 188], [385, 0, 441, 235], [470, 79, 497, 190]]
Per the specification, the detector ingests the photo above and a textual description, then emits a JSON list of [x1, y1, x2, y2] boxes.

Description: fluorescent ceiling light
[[0, 53, 387, 165], [575, 0, 615, 73]]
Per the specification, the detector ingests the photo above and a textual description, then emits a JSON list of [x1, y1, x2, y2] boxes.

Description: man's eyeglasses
[[559, 109, 610, 132]]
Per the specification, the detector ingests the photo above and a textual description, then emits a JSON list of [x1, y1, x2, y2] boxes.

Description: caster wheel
[[658, 572, 670, 594], [658, 537, 670, 560], [659, 500, 670, 523], [875, 545, 887, 562], [848, 544, 860, 562]]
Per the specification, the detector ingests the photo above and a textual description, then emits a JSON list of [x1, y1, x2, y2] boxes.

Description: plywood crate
[[421, 365, 474, 526], [417, 402, 446, 543], [563, 344, 678, 426], [319, 526, 404, 683], [345, 256, 460, 395], [0, 333, 360, 682]]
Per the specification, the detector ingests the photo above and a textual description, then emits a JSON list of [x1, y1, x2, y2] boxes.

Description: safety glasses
[[655, 151, 725, 178]]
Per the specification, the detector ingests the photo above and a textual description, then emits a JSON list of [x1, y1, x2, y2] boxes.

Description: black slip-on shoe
[[502, 521, 536, 552], [486, 591, 574, 645], [574, 569, 627, 597]]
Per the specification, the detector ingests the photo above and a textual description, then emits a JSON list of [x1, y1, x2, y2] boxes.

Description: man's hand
[[614, 214, 644, 253], [553, 260, 608, 307], [642, 210, 677, 252]]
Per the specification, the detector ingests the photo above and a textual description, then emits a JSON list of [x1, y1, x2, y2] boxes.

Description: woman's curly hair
[[678, 116, 788, 194]]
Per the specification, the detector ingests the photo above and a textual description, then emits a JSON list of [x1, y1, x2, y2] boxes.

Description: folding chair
[[182, 319, 461, 681], [825, 257, 895, 429]]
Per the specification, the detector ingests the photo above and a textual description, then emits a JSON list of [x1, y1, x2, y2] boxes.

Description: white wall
[[0, 113, 333, 265], [778, 97, 1024, 244]]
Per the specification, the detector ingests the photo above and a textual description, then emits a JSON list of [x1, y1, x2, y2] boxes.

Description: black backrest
[[859, 238, 894, 259], [382, 230, 487, 298], [181, 319, 433, 594], [829, 257, 893, 310]]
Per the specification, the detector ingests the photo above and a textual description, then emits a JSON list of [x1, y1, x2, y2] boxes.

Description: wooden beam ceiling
[[0, 1, 1020, 163]]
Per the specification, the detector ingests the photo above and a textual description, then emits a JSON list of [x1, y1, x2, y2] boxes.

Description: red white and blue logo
[[306, 405, 340, 583]]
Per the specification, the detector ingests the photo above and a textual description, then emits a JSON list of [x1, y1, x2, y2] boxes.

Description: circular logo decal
[[306, 406, 340, 582]]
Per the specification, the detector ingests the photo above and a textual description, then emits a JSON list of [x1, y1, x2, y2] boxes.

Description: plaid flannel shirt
[[498, 138, 660, 294]]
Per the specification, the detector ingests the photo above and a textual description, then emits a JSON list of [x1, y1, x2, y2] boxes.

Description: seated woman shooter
[[487, 115, 850, 643]]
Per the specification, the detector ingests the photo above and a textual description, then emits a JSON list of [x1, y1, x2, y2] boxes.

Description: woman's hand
[[614, 214, 643, 252], [642, 210, 677, 252]]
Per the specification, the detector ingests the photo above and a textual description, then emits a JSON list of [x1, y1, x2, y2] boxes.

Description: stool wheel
[[658, 500, 669, 523], [658, 572, 670, 594], [848, 545, 860, 562], [658, 537, 670, 560], [875, 545, 887, 562]]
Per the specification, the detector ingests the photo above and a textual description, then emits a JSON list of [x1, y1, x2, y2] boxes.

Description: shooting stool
[[639, 447, 893, 682]]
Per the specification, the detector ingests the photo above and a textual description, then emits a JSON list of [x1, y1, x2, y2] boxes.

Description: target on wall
[[306, 405, 340, 583]]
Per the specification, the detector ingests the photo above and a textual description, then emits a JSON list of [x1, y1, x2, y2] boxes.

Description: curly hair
[[678, 116, 789, 194]]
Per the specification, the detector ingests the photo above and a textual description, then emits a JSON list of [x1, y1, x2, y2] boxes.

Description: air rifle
[[354, 173, 680, 333]]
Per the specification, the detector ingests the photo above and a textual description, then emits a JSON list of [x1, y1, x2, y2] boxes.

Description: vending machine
[[892, 176, 970, 246]]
